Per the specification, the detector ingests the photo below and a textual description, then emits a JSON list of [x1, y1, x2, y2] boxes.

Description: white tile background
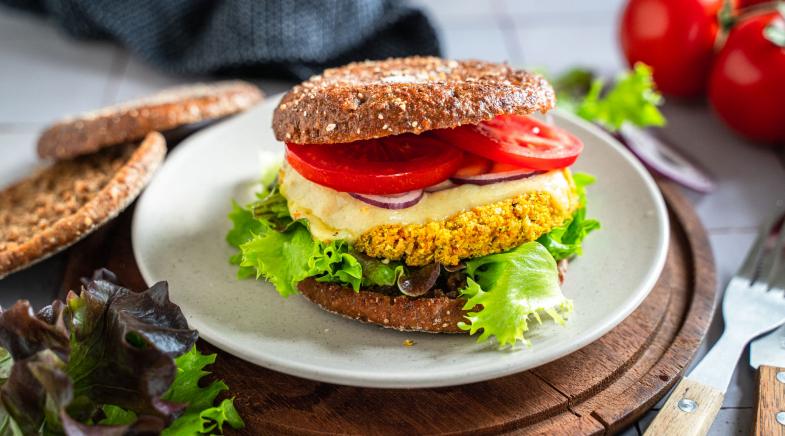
[[1, 0, 784, 434]]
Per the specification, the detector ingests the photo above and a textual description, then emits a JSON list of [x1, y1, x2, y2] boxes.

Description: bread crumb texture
[[0, 132, 165, 277], [273, 56, 555, 144], [354, 190, 577, 266], [38, 81, 262, 160]]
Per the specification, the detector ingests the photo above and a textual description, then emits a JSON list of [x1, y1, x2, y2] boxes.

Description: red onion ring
[[424, 179, 457, 192], [350, 189, 424, 209], [617, 124, 715, 193], [451, 168, 544, 185]]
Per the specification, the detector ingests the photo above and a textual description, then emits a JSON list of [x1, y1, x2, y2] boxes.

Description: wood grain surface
[[59, 180, 717, 435], [643, 378, 724, 436], [753, 365, 785, 436]]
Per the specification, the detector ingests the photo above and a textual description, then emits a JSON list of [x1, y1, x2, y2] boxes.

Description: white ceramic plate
[[133, 95, 669, 388]]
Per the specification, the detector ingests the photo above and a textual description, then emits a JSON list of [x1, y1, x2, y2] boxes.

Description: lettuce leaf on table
[[0, 269, 243, 435], [556, 62, 665, 131], [100, 347, 243, 435]]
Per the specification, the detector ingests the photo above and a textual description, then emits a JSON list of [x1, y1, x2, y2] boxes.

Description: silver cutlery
[[645, 208, 785, 435], [750, 322, 785, 433]]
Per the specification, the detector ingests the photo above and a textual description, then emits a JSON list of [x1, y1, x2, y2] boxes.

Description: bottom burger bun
[[297, 259, 568, 334]]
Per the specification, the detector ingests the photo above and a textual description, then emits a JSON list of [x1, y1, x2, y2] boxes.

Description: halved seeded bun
[[273, 56, 555, 144], [0, 132, 166, 278], [298, 278, 466, 333], [38, 81, 263, 160]]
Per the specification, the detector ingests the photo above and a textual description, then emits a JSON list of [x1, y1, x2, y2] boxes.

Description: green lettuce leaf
[[537, 172, 600, 261], [161, 347, 243, 435], [98, 404, 137, 425], [555, 63, 665, 131], [352, 251, 404, 287], [0, 270, 242, 434], [312, 241, 363, 290], [239, 222, 319, 296], [459, 242, 573, 348], [228, 185, 405, 294], [252, 186, 294, 232], [576, 63, 665, 131], [100, 348, 244, 434], [238, 220, 391, 295], [226, 202, 264, 279]]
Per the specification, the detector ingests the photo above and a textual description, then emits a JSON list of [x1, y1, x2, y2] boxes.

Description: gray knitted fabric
[[1, 0, 441, 79]]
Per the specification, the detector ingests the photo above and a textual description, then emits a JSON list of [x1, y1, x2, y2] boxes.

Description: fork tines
[[738, 204, 785, 290]]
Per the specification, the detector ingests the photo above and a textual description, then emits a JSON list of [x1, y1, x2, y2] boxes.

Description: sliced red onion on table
[[350, 189, 424, 209], [424, 179, 457, 192], [618, 124, 715, 193], [451, 168, 544, 185]]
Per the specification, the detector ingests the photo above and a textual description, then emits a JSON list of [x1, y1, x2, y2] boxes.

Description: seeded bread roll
[[0, 132, 166, 278], [38, 81, 263, 160], [298, 278, 466, 333], [298, 259, 569, 333], [273, 56, 555, 144]]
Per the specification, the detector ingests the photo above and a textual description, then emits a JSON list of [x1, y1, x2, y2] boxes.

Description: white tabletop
[[1, 1, 784, 434]]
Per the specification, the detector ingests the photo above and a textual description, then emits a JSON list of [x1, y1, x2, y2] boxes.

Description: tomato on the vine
[[739, 0, 773, 7], [620, 0, 732, 98], [708, 10, 785, 144]]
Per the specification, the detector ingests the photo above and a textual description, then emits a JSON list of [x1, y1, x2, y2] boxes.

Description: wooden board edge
[[590, 180, 718, 432]]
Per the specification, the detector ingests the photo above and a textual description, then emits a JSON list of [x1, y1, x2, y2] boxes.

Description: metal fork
[[645, 207, 785, 436]]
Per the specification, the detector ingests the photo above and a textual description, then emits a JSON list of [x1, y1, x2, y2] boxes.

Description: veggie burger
[[228, 57, 598, 347]]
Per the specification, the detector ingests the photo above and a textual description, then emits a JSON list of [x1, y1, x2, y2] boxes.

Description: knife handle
[[643, 378, 724, 436], [753, 365, 785, 436]]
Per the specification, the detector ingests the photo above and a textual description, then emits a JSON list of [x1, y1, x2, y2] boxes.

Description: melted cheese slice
[[280, 162, 576, 242]]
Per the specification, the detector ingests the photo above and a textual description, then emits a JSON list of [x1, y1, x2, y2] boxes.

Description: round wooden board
[[60, 179, 716, 435]]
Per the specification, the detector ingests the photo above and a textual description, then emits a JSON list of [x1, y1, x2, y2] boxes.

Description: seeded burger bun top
[[38, 81, 263, 160], [272, 56, 555, 144]]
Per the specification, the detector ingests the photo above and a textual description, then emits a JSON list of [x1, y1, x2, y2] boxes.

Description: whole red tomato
[[740, 0, 774, 7], [620, 0, 727, 98], [709, 10, 785, 144]]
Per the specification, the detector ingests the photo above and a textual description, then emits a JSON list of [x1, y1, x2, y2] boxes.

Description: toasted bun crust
[[0, 133, 166, 278], [298, 259, 569, 333], [273, 56, 555, 144], [38, 81, 263, 160], [298, 278, 466, 333]]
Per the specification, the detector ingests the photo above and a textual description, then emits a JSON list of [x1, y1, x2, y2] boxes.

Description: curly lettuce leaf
[[161, 347, 243, 435], [98, 404, 136, 425], [239, 222, 318, 297], [99, 348, 243, 434], [0, 269, 243, 434], [577, 63, 665, 131], [537, 172, 600, 261], [352, 251, 404, 287], [228, 185, 405, 294], [459, 242, 573, 348], [312, 241, 363, 290], [552, 68, 595, 114], [556, 63, 665, 131], [226, 202, 264, 279], [252, 187, 294, 232], [67, 270, 198, 419]]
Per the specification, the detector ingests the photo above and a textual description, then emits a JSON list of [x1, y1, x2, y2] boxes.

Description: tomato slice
[[453, 153, 492, 178], [286, 134, 463, 195], [429, 115, 583, 170]]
